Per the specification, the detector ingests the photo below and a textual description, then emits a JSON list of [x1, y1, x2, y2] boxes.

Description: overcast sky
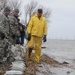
[[21, 0, 75, 40]]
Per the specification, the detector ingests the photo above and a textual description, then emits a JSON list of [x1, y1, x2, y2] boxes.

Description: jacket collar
[[34, 14, 43, 20]]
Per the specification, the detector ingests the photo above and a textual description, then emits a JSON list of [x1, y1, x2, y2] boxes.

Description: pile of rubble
[[3, 45, 62, 75], [5, 61, 26, 75], [4, 45, 26, 75]]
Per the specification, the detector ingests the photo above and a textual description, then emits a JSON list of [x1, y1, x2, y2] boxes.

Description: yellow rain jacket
[[27, 14, 47, 37]]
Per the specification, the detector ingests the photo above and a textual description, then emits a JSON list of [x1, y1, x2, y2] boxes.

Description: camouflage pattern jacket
[[0, 12, 10, 62], [0, 12, 10, 39], [8, 15, 20, 44]]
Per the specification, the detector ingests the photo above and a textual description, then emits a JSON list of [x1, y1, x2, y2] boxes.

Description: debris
[[4, 70, 23, 75], [62, 61, 69, 64]]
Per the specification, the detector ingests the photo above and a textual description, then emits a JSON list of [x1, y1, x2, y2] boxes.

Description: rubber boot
[[28, 48, 32, 60]]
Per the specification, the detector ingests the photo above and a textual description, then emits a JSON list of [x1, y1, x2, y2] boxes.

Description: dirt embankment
[[24, 54, 61, 75], [0, 63, 9, 75], [0, 54, 62, 75]]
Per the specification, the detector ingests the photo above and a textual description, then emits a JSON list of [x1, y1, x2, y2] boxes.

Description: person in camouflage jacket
[[0, 7, 14, 64]]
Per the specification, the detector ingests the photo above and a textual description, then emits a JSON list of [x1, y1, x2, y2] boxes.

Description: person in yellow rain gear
[[27, 9, 47, 63]]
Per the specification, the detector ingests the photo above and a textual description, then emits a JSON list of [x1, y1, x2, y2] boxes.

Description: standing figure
[[27, 9, 47, 63], [9, 9, 20, 45], [20, 24, 25, 45], [17, 19, 25, 45], [0, 7, 12, 63]]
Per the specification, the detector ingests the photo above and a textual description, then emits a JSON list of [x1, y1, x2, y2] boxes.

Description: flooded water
[[41, 39, 75, 75]]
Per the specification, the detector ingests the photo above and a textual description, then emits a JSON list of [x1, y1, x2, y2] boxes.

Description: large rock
[[4, 45, 26, 75], [11, 45, 25, 61], [4, 70, 23, 75], [10, 61, 26, 72]]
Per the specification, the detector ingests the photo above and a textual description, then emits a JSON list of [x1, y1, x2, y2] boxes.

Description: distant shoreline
[[47, 39, 75, 41]]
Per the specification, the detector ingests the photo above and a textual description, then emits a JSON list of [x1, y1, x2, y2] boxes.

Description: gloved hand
[[43, 35, 47, 42], [27, 34, 31, 41]]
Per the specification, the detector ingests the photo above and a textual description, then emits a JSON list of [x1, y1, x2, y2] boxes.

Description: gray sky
[[21, 0, 75, 40]]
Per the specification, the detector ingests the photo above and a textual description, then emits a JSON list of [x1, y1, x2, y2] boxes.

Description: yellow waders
[[28, 36, 42, 63]]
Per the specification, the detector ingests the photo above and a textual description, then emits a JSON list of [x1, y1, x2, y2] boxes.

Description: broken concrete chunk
[[10, 61, 26, 71], [4, 70, 23, 75], [62, 61, 69, 64]]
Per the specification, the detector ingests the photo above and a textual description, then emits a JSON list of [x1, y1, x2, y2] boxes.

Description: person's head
[[37, 9, 43, 18], [4, 7, 11, 16], [13, 9, 19, 17]]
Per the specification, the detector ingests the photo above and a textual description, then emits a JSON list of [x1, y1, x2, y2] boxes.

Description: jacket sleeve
[[44, 19, 47, 35], [0, 15, 8, 37], [9, 16, 19, 35], [27, 18, 33, 34]]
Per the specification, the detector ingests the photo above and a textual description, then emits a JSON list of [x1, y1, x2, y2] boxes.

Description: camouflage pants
[[0, 38, 8, 62]]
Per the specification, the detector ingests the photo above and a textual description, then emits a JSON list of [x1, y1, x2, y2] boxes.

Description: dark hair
[[38, 9, 43, 13]]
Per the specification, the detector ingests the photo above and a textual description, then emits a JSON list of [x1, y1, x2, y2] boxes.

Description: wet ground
[[0, 39, 75, 75], [0, 53, 74, 75], [0, 54, 61, 75], [0, 63, 9, 75], [24, 54, 62, 75]]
